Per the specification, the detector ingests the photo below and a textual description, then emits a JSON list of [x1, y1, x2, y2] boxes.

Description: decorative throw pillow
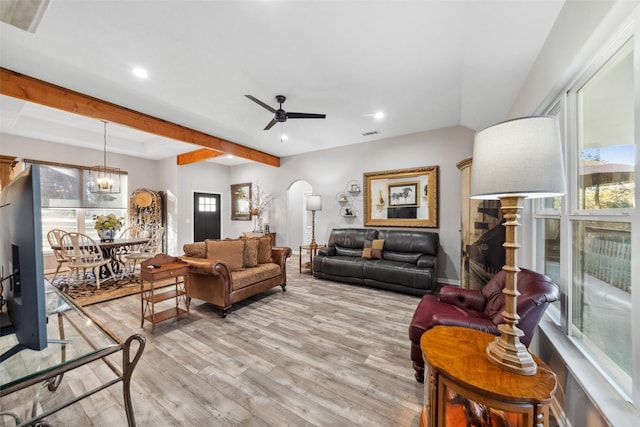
[[183, 241, 207, 258], [362, 239, 373, 259], [206, 239, 245, 271], [257, 236, 273, 264], [243, 238, 259, 268], [370, 239, 384, 259], [363, 239, 384, 259]]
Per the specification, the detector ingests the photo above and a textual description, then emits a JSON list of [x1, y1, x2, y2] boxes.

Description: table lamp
[[470, 116, 566, 375], [306, 195, 322, 248]]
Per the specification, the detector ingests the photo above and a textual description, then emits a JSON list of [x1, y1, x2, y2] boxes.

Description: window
[[571, 221, 632, 391], [535, 34, 636, 399], [535, 103, 564, 319], [28, 161, 128, 246], [198, 196, 217, 212], [577, 40, 635, 211], [571, 38, 634, 395]]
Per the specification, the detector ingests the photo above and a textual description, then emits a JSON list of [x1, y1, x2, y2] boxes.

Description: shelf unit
[[140, 254, 189, 331]]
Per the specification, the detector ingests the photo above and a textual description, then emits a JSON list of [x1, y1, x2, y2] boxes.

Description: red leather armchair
[[408, 268, 559, 382]]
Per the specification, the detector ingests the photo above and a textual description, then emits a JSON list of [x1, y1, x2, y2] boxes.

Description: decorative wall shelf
[[341, 204, 357, 218], [346, 179, 361, 195], [336, 192, 349, 204]]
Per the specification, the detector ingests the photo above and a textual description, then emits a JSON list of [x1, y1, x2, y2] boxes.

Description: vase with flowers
[[93, 213, 124, 241], [251, 182, 276, 233]]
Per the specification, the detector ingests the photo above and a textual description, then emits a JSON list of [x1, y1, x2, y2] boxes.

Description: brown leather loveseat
[[180, 236, 291, 317]]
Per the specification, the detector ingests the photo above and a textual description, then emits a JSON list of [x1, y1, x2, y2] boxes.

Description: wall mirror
[[363, 165, 438, 228], [231, 182, 252, 220]]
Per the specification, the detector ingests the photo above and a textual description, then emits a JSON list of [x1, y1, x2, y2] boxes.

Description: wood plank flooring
[[5, 260, 425, 426]]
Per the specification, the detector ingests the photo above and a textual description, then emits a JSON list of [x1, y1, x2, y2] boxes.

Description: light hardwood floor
[[8, 260, 426, 426]]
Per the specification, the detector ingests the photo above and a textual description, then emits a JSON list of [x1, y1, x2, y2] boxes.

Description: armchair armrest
[[438, 285, 485, 312], [271, 246, 292, 263], [431, 314, 500, 336], [317, 246, 336, 257], [416, 254, 437, 269], [271, 247, 292, 278], [179, 256, 223, 276]]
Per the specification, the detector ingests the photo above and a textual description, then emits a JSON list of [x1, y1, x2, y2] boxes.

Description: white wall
[[229, 125, 475, 283], [175, 160, 230, 253], [2, 125, 474, 282]]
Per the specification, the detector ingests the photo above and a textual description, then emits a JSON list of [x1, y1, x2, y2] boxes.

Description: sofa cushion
[[183, 241, 207, 258], [243, 238, 259, 267], [257, 236, 273, 264], [328, 228, 378, 250], [206, 239, 245, 271], [231, 263, 281, 290], [362, 239, 384, 259], [378, 229, 439, 256]]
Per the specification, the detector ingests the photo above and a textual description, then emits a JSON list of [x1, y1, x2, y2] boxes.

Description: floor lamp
[[470, 116, 565, 375], [306, 195, 322, 248]]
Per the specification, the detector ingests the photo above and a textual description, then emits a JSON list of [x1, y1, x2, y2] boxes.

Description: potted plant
[[93, 213, 124, 241]]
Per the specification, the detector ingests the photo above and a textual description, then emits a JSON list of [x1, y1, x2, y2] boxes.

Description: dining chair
[[46, 229, 70, 283], [59, 232, 117, 289], [118, 225, 143, 239], [116, 225, 144, 270], [124, 227, 165, 276]]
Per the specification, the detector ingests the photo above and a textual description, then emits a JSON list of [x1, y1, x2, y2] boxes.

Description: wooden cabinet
[[140, 254, 189, 331], [457, 158, 505, 289], [420, 326, 556, 427]]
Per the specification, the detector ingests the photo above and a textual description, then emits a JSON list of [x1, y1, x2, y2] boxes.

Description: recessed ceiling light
[[132, 67, 149, 79], [227, 155, 234, 159], [374, 111, 385, 120], [281, 134, 288, 141]]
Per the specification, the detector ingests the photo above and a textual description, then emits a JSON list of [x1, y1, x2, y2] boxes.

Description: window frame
[[532, 21, 638, 407]]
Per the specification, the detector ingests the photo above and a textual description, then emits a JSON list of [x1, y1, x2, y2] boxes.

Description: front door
[[193, 192, 221, 241]]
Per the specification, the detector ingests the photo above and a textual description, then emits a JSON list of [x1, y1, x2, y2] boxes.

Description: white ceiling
[[0, 0, 565, 166]]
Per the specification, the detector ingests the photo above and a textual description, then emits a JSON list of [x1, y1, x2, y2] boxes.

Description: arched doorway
[[286, 180, 312, 251]]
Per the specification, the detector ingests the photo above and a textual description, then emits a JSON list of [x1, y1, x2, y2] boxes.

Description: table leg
[[122, 334, 146, 427]]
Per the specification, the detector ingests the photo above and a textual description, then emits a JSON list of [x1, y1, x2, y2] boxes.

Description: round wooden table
[[420, 326, 557, 427]]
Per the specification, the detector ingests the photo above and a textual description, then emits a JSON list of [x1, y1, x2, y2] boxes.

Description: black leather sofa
[[312, 228, 439, 296]]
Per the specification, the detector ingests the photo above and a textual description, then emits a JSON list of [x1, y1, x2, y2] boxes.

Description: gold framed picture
[[364, 165, 438, 228], [231, 182, 252, 221]]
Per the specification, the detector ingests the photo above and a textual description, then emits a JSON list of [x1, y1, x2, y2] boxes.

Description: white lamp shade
[[470, 116, 566, 200], [306, 195, 322, 211]]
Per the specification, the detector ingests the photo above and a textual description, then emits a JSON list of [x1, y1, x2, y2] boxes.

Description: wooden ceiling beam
[[177, 148, 224, 165], [0, 67, 280, 167]]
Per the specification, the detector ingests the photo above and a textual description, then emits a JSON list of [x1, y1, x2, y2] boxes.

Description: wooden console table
[[140, 254, 189, 331], [420, 326, 556, 427]]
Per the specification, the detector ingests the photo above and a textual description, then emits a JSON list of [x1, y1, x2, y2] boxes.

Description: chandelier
[[89, 121, 120, 194]]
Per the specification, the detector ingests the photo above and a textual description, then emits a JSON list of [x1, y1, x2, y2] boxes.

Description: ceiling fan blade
[[264, 118, 278, 130], [245, 95, 276, 113], [286, 112, 326, 119]]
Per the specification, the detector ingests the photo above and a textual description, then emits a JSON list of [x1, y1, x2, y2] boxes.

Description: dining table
[[52, 237, 151, 279], [97, 237, 151, 277]]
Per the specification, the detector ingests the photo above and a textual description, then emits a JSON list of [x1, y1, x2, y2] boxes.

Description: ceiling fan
[[245, 94, 326, 130]]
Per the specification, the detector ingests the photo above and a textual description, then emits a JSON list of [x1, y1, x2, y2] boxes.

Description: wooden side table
[[299, 244, 326, 273], [420, 326, 556, 427], [140, 254, 189, 331]]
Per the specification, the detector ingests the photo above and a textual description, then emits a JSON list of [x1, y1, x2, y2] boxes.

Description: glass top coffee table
[[0, 282, 145, 426]]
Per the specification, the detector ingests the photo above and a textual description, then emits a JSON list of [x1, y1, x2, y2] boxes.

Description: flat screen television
[[0, 164, 48, 361]]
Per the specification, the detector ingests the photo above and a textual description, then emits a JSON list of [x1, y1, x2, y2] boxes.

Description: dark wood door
[[193, 192, 221, 241]]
